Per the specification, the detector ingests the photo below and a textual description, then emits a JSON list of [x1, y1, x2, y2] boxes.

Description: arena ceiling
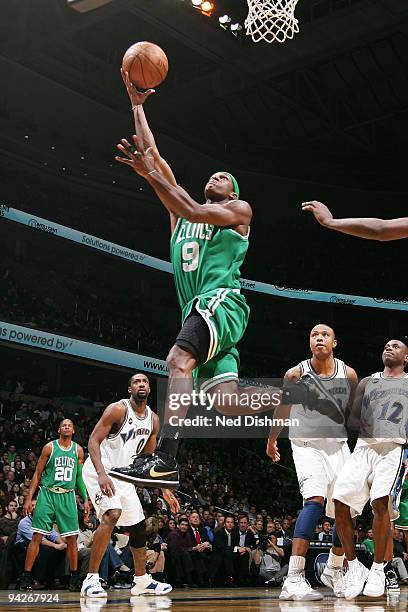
[[1, 0, 408, 188]]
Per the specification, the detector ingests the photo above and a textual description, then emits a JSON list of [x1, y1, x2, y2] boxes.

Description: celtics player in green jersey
[[112, 73, 329, 487], [21, 419, 89, 591]]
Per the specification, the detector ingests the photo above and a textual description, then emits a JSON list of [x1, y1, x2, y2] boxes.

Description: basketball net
[[245, 0, 300, 44]]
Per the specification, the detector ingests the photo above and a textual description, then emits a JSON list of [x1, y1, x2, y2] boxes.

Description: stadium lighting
[[230, 22, 243, 36], [219, 14, 231, 29], [191, 0, 215, 16]]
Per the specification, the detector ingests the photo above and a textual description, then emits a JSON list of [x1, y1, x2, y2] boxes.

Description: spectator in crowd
[[362, 528, 374, 557], [5, 471, 15, 493], [14, 498, 67, 587], [0, 500, 20, 544], [318, 520, 332, 543], [392, 529, 408, 583], [260, 534, 289, 586], [0, 472, 8, 495], [7, 445, 17, 464], [77, 512, 94, 586], [231, 514, 256, 586], [12, 460, 25, 485], [166, 517, 207, 587], [188, 511, 212, 583], [212, 515, 235, 586]]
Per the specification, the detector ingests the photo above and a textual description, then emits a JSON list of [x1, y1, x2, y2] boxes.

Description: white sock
[[119, 564, 130, 572], [347, 558, 359, 571], [328, 549, 345, 568], [86, 573, 99, 580], [372, 562, 384, 572], [135, 573, 149, 582], [288, 555, 305, 576]]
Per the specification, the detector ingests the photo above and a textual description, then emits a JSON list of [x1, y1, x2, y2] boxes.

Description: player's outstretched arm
[[23, 442, 52, 516], [121, 69, 178, 233], [266, 366, 300, 462], [116, 135, 252, 227], [302, 200, 408, 241]]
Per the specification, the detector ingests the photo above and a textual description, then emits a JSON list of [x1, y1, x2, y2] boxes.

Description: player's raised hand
[[266, 438, 280, 462], [162, 489, 180, 514], [121, 69, 155, 107], [98, 473, 116, 497], [302, 200, 333, 227], [115, 135, 155, 178]]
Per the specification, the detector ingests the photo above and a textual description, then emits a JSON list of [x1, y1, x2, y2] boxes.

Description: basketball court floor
[[1, 588, 408, 611]]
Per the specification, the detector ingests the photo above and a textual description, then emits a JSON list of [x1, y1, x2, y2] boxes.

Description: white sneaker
[[279, 573, 323, 601], [130, 574, 172, 596], [343, 562, 369, 600], [320, 565, 346, 598], [363, 567, 385, 598], [80, 575, 108, 599]]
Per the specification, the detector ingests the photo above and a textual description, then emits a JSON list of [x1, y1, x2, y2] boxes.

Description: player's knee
[[166, 346, 193, 376], [294, 500, 324, 541], [129, 520, 146, 549], [305, 495, 324, 505], [372, 496, 389, 515], [102, 508, 122, 526]]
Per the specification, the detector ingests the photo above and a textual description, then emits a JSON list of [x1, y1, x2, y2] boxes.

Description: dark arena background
[[0, 0, 407, 610]]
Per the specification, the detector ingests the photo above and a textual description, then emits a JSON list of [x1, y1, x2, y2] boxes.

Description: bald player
[[333, 340, 408, 599], [302, 200, 408, 241], [267, 324, 357, 601]]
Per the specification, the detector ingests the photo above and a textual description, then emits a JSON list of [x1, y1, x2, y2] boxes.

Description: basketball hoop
[[245, 0, 300, 44]]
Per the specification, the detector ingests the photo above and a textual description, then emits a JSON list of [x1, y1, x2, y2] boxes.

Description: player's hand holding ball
[[302, 200, 333, 227], [121, 68, 155, 108]]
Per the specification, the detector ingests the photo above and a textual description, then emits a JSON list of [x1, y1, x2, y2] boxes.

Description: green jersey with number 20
[[41, 440, 78, 489]]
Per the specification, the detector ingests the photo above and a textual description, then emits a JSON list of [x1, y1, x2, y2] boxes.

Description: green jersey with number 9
[[171, 216, 249, 319], [41, 440, 78, 489]]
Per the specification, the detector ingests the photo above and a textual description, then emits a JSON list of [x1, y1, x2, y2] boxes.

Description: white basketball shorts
[[83, 457, 144, 526], [333, 441, 404, 517], [291, 438, 350, 519]]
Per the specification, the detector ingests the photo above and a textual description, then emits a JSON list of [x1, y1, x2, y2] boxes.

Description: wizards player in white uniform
[[81, 373, 179, 598], [333, 339, 408, 599], [267, 324, 357, 601]]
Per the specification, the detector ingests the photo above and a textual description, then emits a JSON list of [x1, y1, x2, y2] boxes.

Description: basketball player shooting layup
[[81, 373, 178, 598], [333, 340, 408, 599], [267, 324, 357, 601], [111, 73, 339, 488], [302, 200, 408, 240]]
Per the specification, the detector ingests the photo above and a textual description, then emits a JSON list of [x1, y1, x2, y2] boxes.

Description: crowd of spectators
[[2, 391, 408, 591]]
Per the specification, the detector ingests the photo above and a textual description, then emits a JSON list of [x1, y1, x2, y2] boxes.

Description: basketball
[[122, 41, 168, 90]]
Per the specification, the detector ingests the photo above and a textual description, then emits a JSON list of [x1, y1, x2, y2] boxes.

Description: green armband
[[76, 464, 88, 502]]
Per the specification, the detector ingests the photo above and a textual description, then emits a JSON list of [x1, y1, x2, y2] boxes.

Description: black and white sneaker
[[109, 451, 179, 488], [385, 569, 400, 594]]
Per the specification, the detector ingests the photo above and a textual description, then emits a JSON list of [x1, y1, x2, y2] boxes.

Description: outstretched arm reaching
[[302, 200, 408, 241], [121, 69, 178, 233]]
